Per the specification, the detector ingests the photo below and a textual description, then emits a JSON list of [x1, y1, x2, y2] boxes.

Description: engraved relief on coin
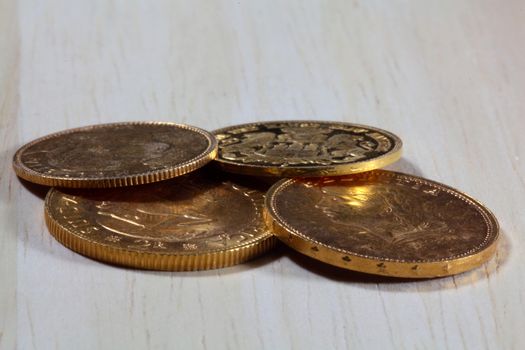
[[268, 171, 498, 263], [214, 121, 402, 176], [46, 171, 271, 254], [13, 122, 217, 187]]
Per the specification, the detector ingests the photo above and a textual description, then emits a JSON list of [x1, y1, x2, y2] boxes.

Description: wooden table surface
[[1, 1, 524, 349]]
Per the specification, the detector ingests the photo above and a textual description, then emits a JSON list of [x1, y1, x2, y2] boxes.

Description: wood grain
[[0, 0, 19, 348], [1, 0, 524, 349]]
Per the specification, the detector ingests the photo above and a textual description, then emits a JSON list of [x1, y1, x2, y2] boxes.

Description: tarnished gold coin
[[265, 171, 499, 278], [44, 170, 276, 271], [13, 121, 217, 188], [213, 120, 402, 177]]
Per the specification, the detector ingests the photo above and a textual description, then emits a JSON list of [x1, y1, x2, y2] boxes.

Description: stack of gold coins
[[13, 120, 499, 278]]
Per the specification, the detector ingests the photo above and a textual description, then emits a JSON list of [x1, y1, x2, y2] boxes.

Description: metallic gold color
[[13, 121, 217, 188], [213, 120, 402, 177], [265, 170, 499, 278], [44, 170, 276, 271]]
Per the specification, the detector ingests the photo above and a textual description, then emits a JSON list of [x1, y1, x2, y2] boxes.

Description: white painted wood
[[1, 0, 524, 349], [0, 0, 19, 348]]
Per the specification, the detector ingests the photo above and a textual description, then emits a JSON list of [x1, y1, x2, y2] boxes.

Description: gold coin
[[213, 120, 402, 177], [13, 121, 217, 188], [265, 170, 499, 278], [44, 170, 276, 271]]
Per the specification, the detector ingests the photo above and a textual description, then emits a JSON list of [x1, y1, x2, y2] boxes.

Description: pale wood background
[[1, 0, 524, 349]]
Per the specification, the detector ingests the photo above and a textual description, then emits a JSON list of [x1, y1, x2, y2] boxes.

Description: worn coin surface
[[13, 121, 217, 188], [265, 170, 499, 278], [45, 170, 276, 271], [213, 120, 402, 177]]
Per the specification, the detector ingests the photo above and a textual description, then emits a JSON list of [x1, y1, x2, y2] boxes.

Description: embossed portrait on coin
[[20, 125, 206, 176], [316, 184, 446, 243], [304, 179, 487, 259], [50, 138, 172, 172]]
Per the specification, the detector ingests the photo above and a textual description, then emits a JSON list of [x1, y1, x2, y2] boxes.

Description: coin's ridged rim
[[44, 189, 277, 271], [212, 120, 403, 177], [13, 121, 218, 188], [264, 170, 499, 278]]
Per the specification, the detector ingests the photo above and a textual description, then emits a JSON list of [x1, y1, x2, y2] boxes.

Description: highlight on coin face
[[311, 181, 463, 252], [44, 171, 276, 271], [265, 171, 499, 278], [94, 185, 218, 242]]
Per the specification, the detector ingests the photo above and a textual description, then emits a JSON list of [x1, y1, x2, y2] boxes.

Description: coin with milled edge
[[265, 170, 499, 278], [13, 121, 217, 188], [44, 170, 276, 271], [213, 120, 402, 177]]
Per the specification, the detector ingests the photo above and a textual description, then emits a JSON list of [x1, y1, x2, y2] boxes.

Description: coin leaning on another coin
[[264, 170, 499, 278], [13, 121, 218, 188]]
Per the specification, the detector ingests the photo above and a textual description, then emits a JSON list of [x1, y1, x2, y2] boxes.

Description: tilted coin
[[13, 121, 217, 188], [213, 120, 402, 177], [44, 170, 276, 271], [264, 170, 499, 278]]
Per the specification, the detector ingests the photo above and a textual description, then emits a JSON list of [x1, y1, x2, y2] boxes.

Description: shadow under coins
[[384, 157, 425, 177], [19, 156, 510, 289], [279, 229, 511, 292], [18, 177, 51, 200], [130, 243, 288, 278]]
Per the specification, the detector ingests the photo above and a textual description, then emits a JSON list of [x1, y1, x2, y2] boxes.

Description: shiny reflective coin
[[13, 121, 217, 188], [265, 170, 499, 278], [213, 120, 402, 177], [45, 170, 276, 271]]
